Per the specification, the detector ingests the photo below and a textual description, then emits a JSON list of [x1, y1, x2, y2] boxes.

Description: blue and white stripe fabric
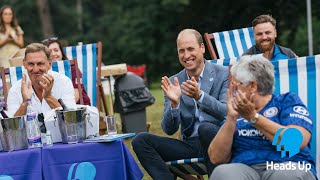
[[210, 55, 320, 179], [8, 60, 72, 86], [64, 43, 97, 106], [212, 27, 255, 59], [165, 157, 207, 176]]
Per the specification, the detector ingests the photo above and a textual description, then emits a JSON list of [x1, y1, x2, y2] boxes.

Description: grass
[[107, 82, 206, 180], [122, 83, 178, 180]]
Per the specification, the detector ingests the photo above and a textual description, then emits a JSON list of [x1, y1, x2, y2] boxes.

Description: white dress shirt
[[7, 70, 76, 116]]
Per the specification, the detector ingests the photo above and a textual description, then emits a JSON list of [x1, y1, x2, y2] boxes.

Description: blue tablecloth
[[0, 140, 143, 180], [42, 140, 143, 180], [0, 148, 42, 180]]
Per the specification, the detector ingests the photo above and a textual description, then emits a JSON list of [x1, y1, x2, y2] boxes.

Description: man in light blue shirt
[[132, 29, 228, 179]]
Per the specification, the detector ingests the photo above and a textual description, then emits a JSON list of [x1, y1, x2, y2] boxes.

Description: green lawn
[[110, 83, 207, 180], [122, 83, 178, 180]]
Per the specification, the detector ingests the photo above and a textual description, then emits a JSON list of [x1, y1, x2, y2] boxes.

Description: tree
[[36, 0, 54, 38], [3, 0, 319, 83]]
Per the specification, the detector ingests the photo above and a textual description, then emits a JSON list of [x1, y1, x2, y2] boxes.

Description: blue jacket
[[161, 60, 228, 140]]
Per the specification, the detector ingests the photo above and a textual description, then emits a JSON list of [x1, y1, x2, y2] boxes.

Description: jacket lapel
[[201, 61, 215, 94]]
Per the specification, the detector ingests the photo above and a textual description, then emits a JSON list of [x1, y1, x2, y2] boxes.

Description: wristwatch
[[197, 91, 203, 100], [249, 113, 260, 124]]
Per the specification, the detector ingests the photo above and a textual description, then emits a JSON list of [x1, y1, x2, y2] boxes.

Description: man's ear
[[201, 43, 205, 53], [23, 59, 27, 69]]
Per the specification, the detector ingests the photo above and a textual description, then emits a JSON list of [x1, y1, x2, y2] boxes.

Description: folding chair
[[0, 59, 84, 106], [127, 64, 148, 85], [210, 55, 320, 179], [166, 157, 207, 180], [64, 42, 107, 112], [204, 27, 255, 59]]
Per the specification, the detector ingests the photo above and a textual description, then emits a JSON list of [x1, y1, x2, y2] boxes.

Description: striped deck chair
[[0, 60, 83, 105], [165, 157, 206, 179], [64, 42, 103, 110], [210, 55, 320, 179], [204, 27, 255, 59]]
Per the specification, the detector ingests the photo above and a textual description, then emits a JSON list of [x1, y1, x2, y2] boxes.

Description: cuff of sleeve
[[171, 103, 180, 117], [197, 90, 204, 103]]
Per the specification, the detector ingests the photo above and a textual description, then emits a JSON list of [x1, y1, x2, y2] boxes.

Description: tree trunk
[[36, 0, 54, 38], [77, 0, 83, 33]]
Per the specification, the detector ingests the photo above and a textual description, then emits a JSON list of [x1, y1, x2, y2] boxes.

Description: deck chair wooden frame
[[204, 27, 255, 60], [166, 157, 207, 179], [64, 42, 108, 114], [0, 59, 84, 108]]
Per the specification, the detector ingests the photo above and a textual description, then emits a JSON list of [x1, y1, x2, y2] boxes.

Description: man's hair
[[177, 29, 203, 46], [24, 43, 51, 61], [230, 55, 274, 96], [252, 14, 276, 28]]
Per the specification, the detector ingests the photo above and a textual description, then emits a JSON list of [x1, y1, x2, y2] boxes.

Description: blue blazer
[[161, 60, 228, 139]]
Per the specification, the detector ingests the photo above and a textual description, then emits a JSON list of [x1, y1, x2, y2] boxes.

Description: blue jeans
[[132, 122, 219, 180]]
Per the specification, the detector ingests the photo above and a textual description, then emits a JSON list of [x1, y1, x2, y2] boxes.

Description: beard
[[256, 38, 275, 53]]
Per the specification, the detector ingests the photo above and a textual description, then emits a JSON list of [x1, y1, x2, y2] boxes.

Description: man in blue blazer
[[132, 29, 228, 179]]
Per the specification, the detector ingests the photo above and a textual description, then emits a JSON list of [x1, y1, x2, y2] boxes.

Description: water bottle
[[26, 99, 42, 148], [46, 130, 53, 147]]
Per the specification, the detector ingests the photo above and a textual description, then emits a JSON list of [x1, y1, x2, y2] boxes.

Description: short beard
[[256, 39, 275, 53]]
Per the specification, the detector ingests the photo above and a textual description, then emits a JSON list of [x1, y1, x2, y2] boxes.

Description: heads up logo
[[272, 127, 303, 158], [67, 162, 96, 180], [0, 175, 13, 180]]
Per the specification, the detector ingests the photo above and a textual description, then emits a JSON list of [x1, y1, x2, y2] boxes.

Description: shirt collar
[[186, 62, 205, 81]]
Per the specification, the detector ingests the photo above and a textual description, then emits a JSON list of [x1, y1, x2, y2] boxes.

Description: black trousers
[[132, 122, 219, 180]]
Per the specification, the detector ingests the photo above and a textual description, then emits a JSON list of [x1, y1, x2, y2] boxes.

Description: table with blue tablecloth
[[0, 148, 42, 180], [0, 140, 143, 180]]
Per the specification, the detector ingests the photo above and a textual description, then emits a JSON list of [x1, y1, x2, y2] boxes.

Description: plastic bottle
[[46, 130, 53, 146], [26, 99, 42, 148]]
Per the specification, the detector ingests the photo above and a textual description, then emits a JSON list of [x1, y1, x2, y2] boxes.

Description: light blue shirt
[[171, 65, 205, 137], [257, 44, 291, 61]]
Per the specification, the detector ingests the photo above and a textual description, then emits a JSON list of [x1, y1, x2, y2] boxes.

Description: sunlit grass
[[107, 82, 206, 180]]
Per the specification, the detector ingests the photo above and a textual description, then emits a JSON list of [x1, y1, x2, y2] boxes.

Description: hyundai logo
[[293, 106, 309, 116]]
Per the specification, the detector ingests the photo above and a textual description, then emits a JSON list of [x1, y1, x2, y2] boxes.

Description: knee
[[210, 164, 230, 180], [267, 169, 315, 180], [198, 123, 220, 139], [131, 132, 150, 149]]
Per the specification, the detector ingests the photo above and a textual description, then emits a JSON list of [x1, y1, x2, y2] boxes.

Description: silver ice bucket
[[55, 107, 88, 143], [0, 116, 28, 151]]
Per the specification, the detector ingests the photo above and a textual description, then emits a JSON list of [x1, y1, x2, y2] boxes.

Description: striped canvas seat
[[8, 60, 72, 86], [165, 158, 207, 178], [64, 43, 101, 107], [211, 55, 320, 179], [204, 27, 255, 59]]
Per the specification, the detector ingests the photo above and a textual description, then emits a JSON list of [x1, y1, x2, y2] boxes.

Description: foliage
[[1, 0, 319, 83]]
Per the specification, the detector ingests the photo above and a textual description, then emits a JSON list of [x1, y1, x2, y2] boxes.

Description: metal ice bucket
[[0, 116, 28, 151], [55, 107, 88, 143]]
